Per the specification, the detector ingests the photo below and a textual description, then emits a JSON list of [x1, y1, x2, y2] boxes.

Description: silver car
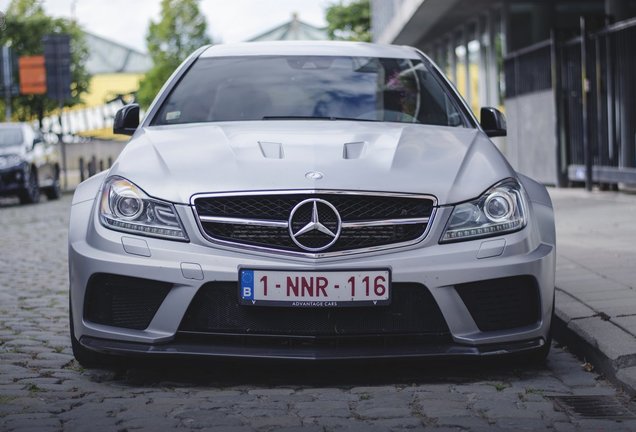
[[69, 41, 555, 366], [0, 122, 61, 204]]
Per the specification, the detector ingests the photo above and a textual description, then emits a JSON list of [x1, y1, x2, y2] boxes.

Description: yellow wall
[[450, 64, 480, 115], [82, 73, 144, 108], [448, 65, 505, 115], [71, 73, 144, 140]]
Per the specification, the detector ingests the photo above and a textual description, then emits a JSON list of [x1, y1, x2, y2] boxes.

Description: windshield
[[153, 55, 467, 127], [0, 128, 24, 147]]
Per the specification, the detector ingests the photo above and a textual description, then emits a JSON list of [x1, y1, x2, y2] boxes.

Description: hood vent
[[258, 141, 284, 159], [343, 142, 366, 159]]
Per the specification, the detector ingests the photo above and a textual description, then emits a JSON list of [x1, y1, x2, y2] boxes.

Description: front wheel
[[44, 167, 62, 200], [18, 168, 40, 205], [524, 298, 555, 364], [527, 332, 552, 364], [69, 298, 118, 368]]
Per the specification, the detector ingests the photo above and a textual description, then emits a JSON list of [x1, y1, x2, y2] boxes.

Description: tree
[[326, 0, 371, 42], [0, 0, 90, 124], [137, 0, 211, 108]]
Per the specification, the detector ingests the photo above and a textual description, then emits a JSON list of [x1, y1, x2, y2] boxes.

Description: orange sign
[[18, 55, 47, 95]]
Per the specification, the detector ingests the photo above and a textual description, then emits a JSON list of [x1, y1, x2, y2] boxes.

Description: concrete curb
[[553, 295, 636, 397], [548, 188, 636, 397]]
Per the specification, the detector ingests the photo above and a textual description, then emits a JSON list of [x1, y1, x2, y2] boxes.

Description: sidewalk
[[549, 187, 636, 395]]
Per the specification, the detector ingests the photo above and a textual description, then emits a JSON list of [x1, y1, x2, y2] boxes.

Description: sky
[[0, 0, 331, 52]]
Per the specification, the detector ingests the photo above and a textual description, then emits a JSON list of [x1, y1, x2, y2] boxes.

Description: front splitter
[[80, 335, 546, 361]]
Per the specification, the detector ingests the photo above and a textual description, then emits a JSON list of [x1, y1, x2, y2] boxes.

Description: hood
[[109, 121, 515, 205], [0, 145, 25, 158]]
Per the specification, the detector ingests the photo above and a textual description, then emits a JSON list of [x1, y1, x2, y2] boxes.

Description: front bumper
[[0, 164, 27, 196], [69, 193, 556, 359]]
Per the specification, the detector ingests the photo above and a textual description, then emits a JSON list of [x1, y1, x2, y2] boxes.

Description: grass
[[0, 395, 16, 404], [488, 382, 510, 392], [25, 383, 45, 393]]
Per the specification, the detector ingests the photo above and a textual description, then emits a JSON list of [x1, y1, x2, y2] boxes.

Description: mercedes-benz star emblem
[[305, 171, 324, 180], [288, 199, 341, 252]]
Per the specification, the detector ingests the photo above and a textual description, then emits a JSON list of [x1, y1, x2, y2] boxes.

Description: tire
[[527, 330, 552, 364], [18, 168, 40, 205], [44, 168, 62, 200], [69, 298, 117, 368], [524, 296, 555, 365]]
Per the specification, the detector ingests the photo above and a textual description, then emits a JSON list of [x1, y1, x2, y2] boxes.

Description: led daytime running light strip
[[103, 216, 186, 239], [442, 219, 523, 240]]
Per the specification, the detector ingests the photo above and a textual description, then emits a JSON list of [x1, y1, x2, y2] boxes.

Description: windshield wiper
[[262, 116, 378, 122]]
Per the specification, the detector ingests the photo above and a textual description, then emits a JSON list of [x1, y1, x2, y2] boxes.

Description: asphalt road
[[1, 194, 635, 431]]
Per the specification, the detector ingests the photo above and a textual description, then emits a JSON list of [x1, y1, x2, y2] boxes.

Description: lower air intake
[[455, 275, 541, 332], [83, 273, 172, 330]]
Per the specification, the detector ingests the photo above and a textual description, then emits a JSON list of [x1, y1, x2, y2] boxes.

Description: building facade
[[372, 0, 636, 188], [40, 32, 152, 141], [247, 13, 327, 41]]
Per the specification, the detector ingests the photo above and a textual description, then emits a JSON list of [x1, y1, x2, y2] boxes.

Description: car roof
[[200, 41, 421, 60], [0, 122, 30, 130]]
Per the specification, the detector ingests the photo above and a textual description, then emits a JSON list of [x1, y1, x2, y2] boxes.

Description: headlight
[[0, 154, 24, 169], [99, 177, 188, 241], [441, 179, 527, 243]]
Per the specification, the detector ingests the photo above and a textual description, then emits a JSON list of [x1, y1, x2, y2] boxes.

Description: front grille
[[84, 274, 172, 330], [455, 276, 541, 332], [0, 170, 22, 188], [202, 223, 428, 252], [179, 282, 450, 338], [196, 194, 433, 220], [194, 192, 435, 254]]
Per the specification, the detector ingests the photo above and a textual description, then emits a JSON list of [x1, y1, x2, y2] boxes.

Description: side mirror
[[480, 107, 507, 138], [114, 104, 140, 135], [32, 137, 43, 149]]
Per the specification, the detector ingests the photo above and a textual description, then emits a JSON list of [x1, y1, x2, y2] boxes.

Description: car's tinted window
[[153, 56, 466, 127], [0, 128, 24, 147]]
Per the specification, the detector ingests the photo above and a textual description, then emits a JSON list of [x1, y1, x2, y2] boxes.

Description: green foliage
[[326, 0, 371, 42], [137, 0, 211, 108], [0, 0, 90, 122]]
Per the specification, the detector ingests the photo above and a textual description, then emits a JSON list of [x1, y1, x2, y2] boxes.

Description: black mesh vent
[[201, 223, 427, 252], [455, 276, 541, 332], [201, 224, 295, 249], [195, 193, 434, 253], [84, 274, 172, 330], [195, 194, 434, 221], [179, 282, 450, 337]]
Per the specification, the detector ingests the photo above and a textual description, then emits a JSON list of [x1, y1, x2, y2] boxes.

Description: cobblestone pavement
[[2, 195, 636, 431]]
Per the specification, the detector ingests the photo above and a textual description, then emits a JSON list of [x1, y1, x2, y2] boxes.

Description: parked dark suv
[[0, 122, 61, 204]]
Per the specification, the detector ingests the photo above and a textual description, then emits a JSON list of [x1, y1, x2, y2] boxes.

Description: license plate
[[238, 269, 391, 307]]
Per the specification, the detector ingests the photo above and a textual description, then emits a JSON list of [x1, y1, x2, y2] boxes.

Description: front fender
[[72, 171, 108, 205], [518, 173, 556, 248]]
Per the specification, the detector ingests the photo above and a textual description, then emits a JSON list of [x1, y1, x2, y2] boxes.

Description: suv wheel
[[18, 168, 40, 204], [44, 168, 62, 200]]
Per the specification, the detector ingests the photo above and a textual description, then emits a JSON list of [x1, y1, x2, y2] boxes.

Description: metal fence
[[504, 17, 636, 188], [559, 36, 585, 178], [591, 19, 636, 184], [504, 40, 552, 98]]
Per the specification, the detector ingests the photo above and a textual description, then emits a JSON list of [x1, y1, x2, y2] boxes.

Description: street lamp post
[[2, 45, 12, 122]]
